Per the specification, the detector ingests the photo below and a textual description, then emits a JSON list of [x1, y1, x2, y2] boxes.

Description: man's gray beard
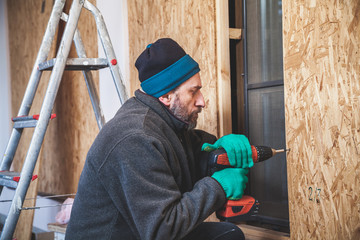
[[170, 94, 201, 130]]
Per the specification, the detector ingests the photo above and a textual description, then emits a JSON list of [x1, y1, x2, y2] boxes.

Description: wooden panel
[[9, 1, 98, 196], [229, 28, 242, 40], [282, 0, 360, 239], [7, 0, 98, 237], [237, 224, 290, 240], [38, 0, 99, 195], [7, 1, 56, 239], [128, 0, 220, 136], [48, 223, 67, 234], [8, 0, 53, 172], [216, 0, 232, 136]]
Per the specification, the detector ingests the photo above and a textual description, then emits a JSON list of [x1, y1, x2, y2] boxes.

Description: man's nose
[[195, 92, 205, 108]]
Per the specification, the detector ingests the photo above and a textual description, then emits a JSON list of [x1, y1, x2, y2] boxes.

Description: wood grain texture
[[237, 224, 290, 240], [282, 0, 360, 239], [229, 28, 242, 40], [128, 0, 221, 136], [7, 1, 56, 239], [216, 0, 232, 136], [8, 0, 98, 238], [38, 0, 99, 196]]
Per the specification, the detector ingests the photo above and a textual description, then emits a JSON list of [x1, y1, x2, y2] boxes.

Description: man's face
[[169, 73, 205, 129]]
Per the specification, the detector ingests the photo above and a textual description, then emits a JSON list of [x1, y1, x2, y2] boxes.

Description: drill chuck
[[252, 145, 275, 163]]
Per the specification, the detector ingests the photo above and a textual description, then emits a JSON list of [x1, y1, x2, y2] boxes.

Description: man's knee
[[214, 222, 245, 240], [183, 222, 245, 240]]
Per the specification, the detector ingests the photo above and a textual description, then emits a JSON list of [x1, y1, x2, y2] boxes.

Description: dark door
[[229, 0, 289, 231]]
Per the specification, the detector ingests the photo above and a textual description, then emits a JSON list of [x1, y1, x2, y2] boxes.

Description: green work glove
[[212, 168, 249, 200], [202, 134, 254, 169]]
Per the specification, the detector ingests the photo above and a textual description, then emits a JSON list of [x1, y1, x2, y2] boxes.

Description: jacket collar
[[134, 90, 189, 132]]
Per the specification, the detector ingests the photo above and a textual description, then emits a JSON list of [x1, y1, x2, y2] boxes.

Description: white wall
[[0, 0, 11, 157], [97, 0, 130, 121]]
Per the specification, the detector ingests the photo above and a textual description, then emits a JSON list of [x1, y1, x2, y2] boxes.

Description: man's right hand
[[211, 168, 248, 200], [202, 134, 253, 169]]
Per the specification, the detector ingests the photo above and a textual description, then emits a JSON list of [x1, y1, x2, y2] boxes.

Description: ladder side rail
[[0, 1, 85, 239], [84, 1, 128, 105], [0, 0, 66, 172], [61, 12, 105, 129]]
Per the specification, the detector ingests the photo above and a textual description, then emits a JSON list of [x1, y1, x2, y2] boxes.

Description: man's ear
[[158, 93, 172, 107]]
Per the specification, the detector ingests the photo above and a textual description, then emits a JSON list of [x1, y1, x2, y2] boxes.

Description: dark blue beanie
[[135, 38, 200, 98]]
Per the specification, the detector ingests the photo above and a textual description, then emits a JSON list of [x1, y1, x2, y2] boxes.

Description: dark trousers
[[183, 222, 245, 240]]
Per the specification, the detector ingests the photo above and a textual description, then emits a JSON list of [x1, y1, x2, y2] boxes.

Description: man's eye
[[191, 88, 200, 95]]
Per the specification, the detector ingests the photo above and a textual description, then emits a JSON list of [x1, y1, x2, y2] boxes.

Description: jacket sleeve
[[97, 133, 226, 240]]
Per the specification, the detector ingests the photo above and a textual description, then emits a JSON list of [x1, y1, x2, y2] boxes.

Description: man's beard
[[170, 94, 202, 130]]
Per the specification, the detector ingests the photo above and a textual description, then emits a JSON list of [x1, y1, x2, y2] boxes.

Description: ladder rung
[[0, 171, 19, 188], [38, 58, 109, 71], [0, 171, 38, 189], [12, 114, 56, 129]]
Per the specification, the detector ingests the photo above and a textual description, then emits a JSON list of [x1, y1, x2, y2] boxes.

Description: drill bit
[[274, 148, 290, 154]]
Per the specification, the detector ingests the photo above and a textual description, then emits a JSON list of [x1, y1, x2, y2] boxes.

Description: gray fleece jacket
[[65, 90, 226, 240]]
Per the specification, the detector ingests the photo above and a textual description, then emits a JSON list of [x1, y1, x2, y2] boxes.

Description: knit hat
[[135, 38, 200, 98]]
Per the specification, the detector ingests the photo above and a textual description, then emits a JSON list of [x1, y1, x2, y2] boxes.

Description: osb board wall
[[7, 1, 57, 238], [282, 0, 360, 239], [8, 0, 98, 198], [127, 0, 219, 136], [40, 0, 99, 195]]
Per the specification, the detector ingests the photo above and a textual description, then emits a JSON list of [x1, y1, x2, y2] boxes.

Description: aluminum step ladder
[[0, 0, 128, 239]]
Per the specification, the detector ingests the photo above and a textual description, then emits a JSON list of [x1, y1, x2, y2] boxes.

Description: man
[[66, 38, 253, 240]]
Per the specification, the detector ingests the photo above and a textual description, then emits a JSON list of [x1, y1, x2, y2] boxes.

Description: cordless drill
[[206, 146, 288, 222]]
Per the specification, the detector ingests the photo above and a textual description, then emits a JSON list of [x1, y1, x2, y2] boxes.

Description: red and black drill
[[206, 145, 289, 222]]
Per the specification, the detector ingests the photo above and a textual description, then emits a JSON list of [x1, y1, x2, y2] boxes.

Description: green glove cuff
[[201, 143, 216, 152], [212, 168, 249, 200]]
